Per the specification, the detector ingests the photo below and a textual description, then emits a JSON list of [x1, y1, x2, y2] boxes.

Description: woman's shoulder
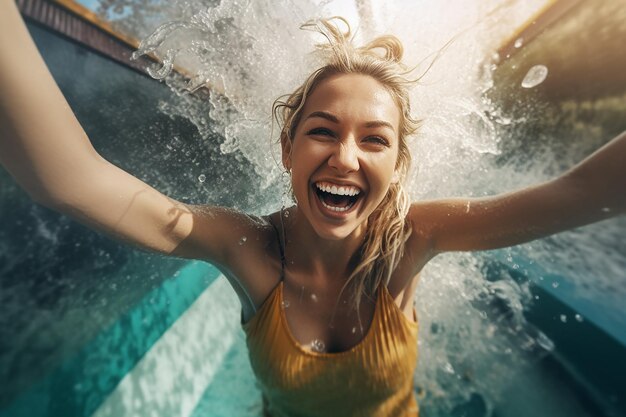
[[182, 205, 284, 318], [173, 204, 280, 267]]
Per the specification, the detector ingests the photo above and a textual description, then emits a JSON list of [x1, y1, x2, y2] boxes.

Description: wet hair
[[273, 17, 420, 320]]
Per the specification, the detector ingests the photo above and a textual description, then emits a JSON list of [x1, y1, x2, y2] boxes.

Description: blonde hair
[[273, 17, 420, 321]]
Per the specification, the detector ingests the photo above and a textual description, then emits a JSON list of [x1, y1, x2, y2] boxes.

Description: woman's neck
[[280, 206, 366, 282]]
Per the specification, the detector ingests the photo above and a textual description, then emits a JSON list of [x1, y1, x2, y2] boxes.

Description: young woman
[[1, 3, 624, 416]]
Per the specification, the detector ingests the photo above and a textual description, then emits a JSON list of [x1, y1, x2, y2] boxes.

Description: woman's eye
[[307, 127, 334, 137], [365, 136, 390, 147]]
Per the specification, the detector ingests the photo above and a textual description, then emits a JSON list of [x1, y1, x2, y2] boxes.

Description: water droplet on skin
[[198, 174, 206, 183], [514, 37, 524, 48], [281, 300, 290, 308], [311, 294, 318, 302], [238, 236, 247, 245], [560, 314, 567, 323], [283, 210, 290, 217], [521, 65, 548, 88], [310, 339, 325, 352], [552, 282, 559, 289], [575, 314, 583, 322], [351, 327, 357, 334]]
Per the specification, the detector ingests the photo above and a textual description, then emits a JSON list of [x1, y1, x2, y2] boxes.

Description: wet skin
[[271, 73, 409, 351], [282, 73, 401, 246]]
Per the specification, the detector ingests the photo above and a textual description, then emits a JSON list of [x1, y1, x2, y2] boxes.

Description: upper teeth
[[316, 182, 361, 196]]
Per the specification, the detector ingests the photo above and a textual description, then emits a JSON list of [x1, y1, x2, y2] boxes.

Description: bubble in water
[[170, 136, 181, 148], [283, 210, 290, 218], [560, 314, 567, 323], [198, 174, 206, 183], [552, 281, 559, 289], [443, 362, 455, 374], [351, 327, 357, 334], [536, 332, 555, 351], [601, 207, 611, 213], [281, 299, 290, 308], [521, 65, 548, 89], [310, 339, 325, 353], [238, 236, 247, 245], [514, 37, 524, 48], [575, 314, 584, 322]]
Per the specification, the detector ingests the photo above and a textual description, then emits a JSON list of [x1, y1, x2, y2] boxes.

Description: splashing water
[[521, 64, 548, 88], [124, 0, 626, 414], [310, 339, 326, 353]]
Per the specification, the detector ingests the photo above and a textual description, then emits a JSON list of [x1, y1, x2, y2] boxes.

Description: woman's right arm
[[0, 1, 241, 263]]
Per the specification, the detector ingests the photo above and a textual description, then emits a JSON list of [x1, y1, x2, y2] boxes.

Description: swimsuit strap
[[270, 214, 286, 282]]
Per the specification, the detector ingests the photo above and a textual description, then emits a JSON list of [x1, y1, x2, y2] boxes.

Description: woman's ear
[[281, 134, 292, 171]]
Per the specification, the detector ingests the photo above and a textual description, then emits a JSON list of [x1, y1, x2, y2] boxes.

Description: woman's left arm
[[409, 130, 626, 253]]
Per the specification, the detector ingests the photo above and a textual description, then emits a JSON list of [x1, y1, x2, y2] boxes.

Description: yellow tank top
[[242, 280, 419, 417]]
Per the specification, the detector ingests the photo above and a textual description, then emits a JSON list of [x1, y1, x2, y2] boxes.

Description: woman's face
[[283, 73, 401, 240]]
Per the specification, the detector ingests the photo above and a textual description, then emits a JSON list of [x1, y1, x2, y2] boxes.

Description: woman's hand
[[408, 130, 626, 253]]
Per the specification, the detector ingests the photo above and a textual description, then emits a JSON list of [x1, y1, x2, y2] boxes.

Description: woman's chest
[[244, 281, 419, 395], [280, 281, 378, 353]]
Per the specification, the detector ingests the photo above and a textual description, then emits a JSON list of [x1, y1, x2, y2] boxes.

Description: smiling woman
[[1, 2, 626, 416]]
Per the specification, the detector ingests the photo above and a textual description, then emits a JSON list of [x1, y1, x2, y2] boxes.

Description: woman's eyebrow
[[306, 111, 395, 132], [306, 111, 339, 123], [364, 120, 395, 132]]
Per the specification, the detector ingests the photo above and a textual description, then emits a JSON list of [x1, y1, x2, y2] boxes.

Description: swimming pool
[[1, 2, 625, 417]]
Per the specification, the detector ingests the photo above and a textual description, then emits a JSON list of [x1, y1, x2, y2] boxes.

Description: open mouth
[[313, 181, 362, 213]]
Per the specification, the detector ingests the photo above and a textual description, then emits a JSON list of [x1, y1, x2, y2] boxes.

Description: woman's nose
[[328, 140, 360, 173]]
